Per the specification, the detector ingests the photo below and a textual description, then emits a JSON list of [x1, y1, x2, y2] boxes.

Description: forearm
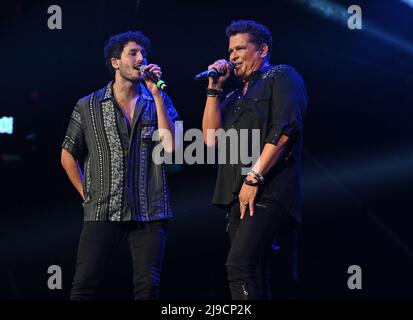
[[61, 149, 84, 199], [153, 92, 176, 152], [202, 61, 232, 146], [251, 135, 290, 176], [202, 96, 222, 146]]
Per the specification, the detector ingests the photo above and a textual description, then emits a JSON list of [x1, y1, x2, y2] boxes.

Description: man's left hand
[[142, 64, 162, 95], [238, 176, 260, 219]]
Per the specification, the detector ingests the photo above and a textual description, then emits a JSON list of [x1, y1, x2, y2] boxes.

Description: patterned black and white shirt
[[62, 81, 179, 222]]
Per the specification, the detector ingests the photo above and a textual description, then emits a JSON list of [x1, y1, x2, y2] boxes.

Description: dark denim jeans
[[70, 220, 168, 300], [226, 199, 287, 300]]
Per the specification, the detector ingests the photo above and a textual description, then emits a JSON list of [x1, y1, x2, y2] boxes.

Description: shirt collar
[[244, 63, 272, 83], [99, 81, 154, 102]]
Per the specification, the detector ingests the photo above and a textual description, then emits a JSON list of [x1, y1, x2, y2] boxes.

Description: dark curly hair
[[226, 20, 272, 60], [104, 31, 151, 76]]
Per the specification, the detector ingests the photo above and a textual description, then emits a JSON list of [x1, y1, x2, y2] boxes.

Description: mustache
[[133, 63, 144, 70]]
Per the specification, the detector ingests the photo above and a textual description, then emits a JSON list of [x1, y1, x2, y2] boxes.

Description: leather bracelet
[[248, 170, 264, 184], [243, 178, 260, 186], [206, 88, 223, 97]]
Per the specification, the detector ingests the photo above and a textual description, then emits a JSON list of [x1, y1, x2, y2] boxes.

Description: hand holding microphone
[[194, 60, 236, 88], [135, 64, 167, 92]]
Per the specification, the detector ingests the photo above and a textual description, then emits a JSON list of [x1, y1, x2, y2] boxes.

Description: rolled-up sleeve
[[264, 68, 308, 145], [61, 103, 85, 160]]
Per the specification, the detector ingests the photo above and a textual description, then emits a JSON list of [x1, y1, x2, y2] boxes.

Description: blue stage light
[[400, 0, 413, 9], [293, 0, 413, 55]]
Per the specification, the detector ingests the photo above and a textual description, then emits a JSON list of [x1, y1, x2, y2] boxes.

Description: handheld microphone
[[194, 61, 236, 80], [138, 65, 167, 91]]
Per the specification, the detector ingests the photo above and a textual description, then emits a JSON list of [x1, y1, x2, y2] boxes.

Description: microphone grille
[[139, 65, 147, 72]]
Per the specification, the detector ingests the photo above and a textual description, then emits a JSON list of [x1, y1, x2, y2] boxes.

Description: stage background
[[1, 0, 412, 299]]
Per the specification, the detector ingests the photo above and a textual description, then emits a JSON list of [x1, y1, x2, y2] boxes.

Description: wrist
[[151, 89, 162, 98], [248, 175, 259, 183], [243, 177, 260, 186], [208, 79, 222, 90], [247, 170, 264, 184], [206, 87, 223, 98]]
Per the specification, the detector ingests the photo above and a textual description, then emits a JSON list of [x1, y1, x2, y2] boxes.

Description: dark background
[[1, 0, 412, 299]]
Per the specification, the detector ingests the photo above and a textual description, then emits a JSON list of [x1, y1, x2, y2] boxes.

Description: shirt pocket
[[244, 96, 270, 121], [140, 120, 157, 142]]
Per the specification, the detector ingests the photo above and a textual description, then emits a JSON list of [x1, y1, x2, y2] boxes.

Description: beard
[[118, 64, 142, 83]]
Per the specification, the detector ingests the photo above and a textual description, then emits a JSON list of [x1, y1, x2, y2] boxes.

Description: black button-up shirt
[[212, 64, 308, 223], [62, 82, 180, 222]]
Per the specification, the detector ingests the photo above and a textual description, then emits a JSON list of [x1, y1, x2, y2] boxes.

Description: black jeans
[[226, 199, 286, 300], [70, 220, 168, 300]]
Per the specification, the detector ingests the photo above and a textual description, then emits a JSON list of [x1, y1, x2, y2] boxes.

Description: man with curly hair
[[202, 20, 308, 299], [61, 31, 181, 299]]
